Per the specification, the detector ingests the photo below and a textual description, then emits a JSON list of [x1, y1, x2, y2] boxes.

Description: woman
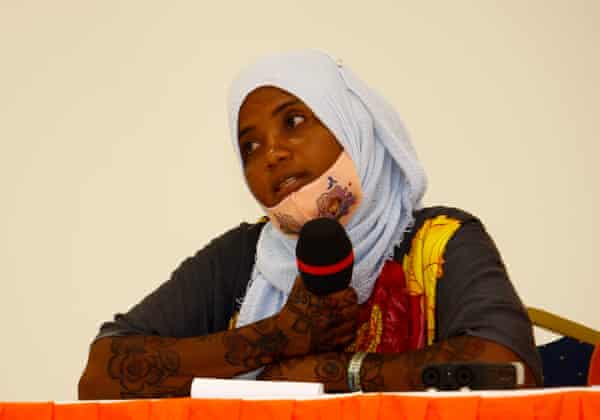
[[79, 51, 541, 399]]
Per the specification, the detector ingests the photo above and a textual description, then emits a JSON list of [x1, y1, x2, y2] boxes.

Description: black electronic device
[[421, 362, 524, 390]]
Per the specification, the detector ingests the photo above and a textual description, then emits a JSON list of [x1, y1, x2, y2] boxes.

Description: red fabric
[[478, 397, 535, 420], [98, 400, 150, 420], [582, 392, 600, 419], [354, 260, 424, 353], [427, 397, 479, 420], [588, 342, 600, 385], [378, 395, 429, 420], [292, 398, 343, 420], [4, 393, 600, 420], [187, 398, 241, 420], [0, 402, 53, 420], [148, 398, 188, 420], [239, 399, 295, 420], [54, 403, 99, 420]]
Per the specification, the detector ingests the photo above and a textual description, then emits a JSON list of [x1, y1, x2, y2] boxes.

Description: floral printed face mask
[[265, 151, 363, 236]]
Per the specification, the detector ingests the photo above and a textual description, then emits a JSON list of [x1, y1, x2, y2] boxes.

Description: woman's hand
[[275, 276, 358, 358], [258, 336, 539, 395], [258, 352, 352, 393]]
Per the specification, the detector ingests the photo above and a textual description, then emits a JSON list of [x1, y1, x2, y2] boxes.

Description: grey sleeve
[[95, 223, 259, 341], [435, 218, 542, 385]]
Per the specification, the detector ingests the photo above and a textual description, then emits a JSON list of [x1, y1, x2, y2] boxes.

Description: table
[[2, 389, 600, 420]]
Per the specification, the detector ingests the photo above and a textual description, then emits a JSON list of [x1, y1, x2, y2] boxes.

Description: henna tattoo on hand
[[259, 362, 284, 380], [360, 335, 487, 392], [284, 286, 345, 353], [222, 317, 289, 369], [222, 280, 356, 373], [361, 354, 384, 392], [107, 336, 192, 398], [314, 354, 346, 383]]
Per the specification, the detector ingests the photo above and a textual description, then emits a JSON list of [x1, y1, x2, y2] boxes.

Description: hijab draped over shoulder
[[228, 51, 427, 327]]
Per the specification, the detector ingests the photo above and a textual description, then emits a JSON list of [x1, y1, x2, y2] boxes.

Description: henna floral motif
[[360, 335, 488, 391], [222, 317, 289, 368], [361, 353, 385, 391], [314, 354, 346, 383], [107, 337, 190, 397], [285, 286, 344, 353]]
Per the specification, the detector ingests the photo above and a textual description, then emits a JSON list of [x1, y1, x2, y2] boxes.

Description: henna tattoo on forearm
[[258, 356, 305, 381], [314, 353, 346, 383], [107, 336, 192, 398], [360, 335, 487, 392], [222, 317, 289, 369], [361, 353, 384, 391]]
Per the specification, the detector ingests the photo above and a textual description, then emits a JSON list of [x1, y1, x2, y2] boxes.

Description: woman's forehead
[[238, 86, 310, 127], [240, 87, 298, 112]]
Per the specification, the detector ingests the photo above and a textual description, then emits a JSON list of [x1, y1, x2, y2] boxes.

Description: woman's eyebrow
[[272, 99, 301, 117], [239, 125, 254, 140]]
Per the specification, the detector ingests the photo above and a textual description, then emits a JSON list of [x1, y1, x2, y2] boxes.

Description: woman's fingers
[[334, 334, 356, 349], [329, 287, 358, 307], [322, 305, 358, 327], [323, 332, 356, 351], [322, 319, 357, 342], [278, 276, 360, 356], [339, 305, 359, 322]]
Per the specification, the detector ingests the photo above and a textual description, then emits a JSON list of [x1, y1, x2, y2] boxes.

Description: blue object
[[537, 337, 594, 387]]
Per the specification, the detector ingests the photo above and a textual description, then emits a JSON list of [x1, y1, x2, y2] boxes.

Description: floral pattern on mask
[[265, 152, 363, 236], [316, 178, 357, 220], [272, 177, 358, 234]]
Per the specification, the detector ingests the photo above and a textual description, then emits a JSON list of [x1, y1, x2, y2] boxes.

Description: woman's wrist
[[347, 352, 368, 392], [312, 352, 353, 393]]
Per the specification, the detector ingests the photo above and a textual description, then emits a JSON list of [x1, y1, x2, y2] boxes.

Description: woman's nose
[[266, 139, 291, 169]]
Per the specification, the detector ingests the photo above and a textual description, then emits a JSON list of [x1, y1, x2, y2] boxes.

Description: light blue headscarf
[[228, 51, 427, 329]]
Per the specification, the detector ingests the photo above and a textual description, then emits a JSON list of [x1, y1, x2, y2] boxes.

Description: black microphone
[[295, 217, 354, 295]]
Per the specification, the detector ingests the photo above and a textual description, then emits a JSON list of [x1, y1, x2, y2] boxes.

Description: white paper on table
[[190, 378, 324, 399]]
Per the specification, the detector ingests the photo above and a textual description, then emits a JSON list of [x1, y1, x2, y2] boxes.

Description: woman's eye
[[241, 141, 260, 158], [285, 114, 305, 129]]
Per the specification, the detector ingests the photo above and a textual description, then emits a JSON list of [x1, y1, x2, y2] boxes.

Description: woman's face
[[238, 86, 343, 207]]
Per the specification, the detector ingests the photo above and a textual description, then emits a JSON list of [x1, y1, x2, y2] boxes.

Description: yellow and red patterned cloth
[[348, 215, 461, 353]]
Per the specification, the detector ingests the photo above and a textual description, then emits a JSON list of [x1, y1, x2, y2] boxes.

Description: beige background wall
[[1, 0, 598, 401]]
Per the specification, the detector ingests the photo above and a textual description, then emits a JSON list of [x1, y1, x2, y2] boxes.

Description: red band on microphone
[[297, 251, 354, 276]]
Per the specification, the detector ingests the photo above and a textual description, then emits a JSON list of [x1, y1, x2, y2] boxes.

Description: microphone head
[[296, 217, 353, 295]]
